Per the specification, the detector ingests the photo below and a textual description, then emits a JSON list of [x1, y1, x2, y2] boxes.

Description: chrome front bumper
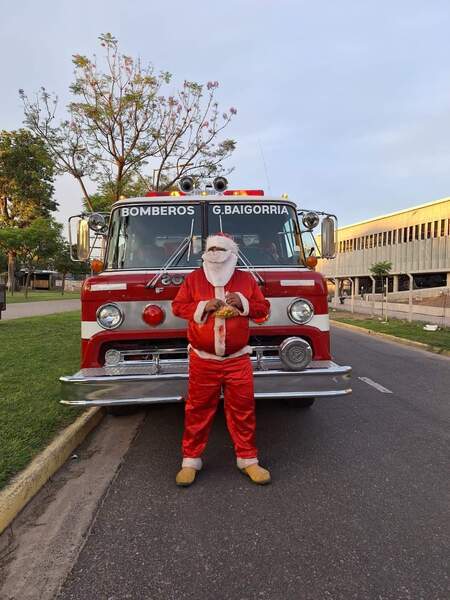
[[60, 356, 352, 407]]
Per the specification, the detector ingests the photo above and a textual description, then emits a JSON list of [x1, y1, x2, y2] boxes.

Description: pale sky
[[2, 0, 450, 229]]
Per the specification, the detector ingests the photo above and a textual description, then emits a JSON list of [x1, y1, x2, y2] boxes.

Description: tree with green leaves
[[369, 260, 392, 320], [369, 260, 392, 288], [0, 129, 56, 291], [0, 218, 61, 297], [52, 240, 88, 294], [21, 33, 237, 211]]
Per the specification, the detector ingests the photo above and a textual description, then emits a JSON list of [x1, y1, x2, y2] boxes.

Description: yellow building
[[317, 196, 450, 297]]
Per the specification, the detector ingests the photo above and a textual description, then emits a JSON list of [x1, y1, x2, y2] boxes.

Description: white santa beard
[[202, 250, 238, 287]]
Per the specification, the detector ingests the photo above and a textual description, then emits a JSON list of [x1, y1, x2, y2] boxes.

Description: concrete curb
[[331, 319, 450, 357], [0, 407, 105, 536]]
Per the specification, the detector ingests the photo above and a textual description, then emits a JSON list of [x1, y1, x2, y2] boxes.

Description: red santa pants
[[182, 352, 257, 459]]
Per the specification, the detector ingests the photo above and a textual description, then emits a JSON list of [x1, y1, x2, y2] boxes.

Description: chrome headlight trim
[[287, 298, 314, 325], [96, 303, 124, 330]]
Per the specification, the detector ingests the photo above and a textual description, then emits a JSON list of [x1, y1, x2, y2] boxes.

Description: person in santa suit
[[172, 233, 271, 487]]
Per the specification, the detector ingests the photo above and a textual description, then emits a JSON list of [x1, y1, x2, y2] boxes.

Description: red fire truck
[[60, 177, 351, 410]]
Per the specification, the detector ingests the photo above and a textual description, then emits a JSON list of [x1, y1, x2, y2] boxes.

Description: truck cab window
[[208, 203, 304, 266], [105, 204, 202, 270]]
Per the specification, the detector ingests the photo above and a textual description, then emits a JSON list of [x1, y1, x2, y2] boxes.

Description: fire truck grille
[[101, 339, 188, 365], [100, 336, 313, 370]]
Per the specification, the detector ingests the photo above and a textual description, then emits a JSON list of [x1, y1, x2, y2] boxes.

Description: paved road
[[1, 299, 80, 320], [58, 328, 450, 600]]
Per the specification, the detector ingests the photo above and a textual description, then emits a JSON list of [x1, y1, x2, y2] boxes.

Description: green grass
[[0, 311, 82, 490], [331, 312, 450, 352], [6, 290, 80, 304]]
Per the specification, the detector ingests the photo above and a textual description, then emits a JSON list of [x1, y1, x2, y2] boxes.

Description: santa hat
[[205, 232, 239, 255]]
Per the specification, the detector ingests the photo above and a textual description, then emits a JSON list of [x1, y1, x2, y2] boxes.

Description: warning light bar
[[144, 189, 264, 198], [224, 190, 264, 196], [145, 191, 185, 197]]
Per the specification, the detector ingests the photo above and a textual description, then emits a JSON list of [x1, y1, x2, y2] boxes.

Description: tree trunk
[[77, 177, 94, 212], [7, 251, 15, 295], [61, 272, 66, 296]]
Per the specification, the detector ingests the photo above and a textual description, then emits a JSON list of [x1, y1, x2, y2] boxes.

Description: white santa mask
[[202, 236, 239, 287]]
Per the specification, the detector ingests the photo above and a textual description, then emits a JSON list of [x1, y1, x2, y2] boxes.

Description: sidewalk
[[1, 299, 80, 320]]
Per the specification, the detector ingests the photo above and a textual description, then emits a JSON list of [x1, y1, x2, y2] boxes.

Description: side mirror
[[321, 216, 336, 258], [77, 219, 90, 261]]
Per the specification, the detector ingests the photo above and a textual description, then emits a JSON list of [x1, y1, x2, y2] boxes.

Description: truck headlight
[[287, 299, 314, 324], [96, 304, 123, 329]]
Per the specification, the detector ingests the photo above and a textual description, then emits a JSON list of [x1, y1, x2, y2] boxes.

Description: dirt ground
[[390, 293, 450, 307]]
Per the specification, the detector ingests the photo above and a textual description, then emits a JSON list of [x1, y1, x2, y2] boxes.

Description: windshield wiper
[[146, 218, 195, 289], [237, 247, 265, 286]]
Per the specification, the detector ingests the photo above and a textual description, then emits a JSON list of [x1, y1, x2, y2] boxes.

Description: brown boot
[[176, 467, 197, 487], [240, 464, 271, 485]]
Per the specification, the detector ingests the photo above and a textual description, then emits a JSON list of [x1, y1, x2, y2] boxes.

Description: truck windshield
[[105, 204, 203, 269], [208, 203, 304, 266]]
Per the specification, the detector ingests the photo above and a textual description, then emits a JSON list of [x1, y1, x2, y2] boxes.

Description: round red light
[[142, 304, 165, 326], [251, 313, 270, 325]]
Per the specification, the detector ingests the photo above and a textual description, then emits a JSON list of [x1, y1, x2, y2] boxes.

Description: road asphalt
[[1, 299, 80, 320], [54, 327, 450, 600]]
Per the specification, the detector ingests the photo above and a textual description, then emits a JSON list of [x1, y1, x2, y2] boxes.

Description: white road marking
[[358, 376, 393, 394]]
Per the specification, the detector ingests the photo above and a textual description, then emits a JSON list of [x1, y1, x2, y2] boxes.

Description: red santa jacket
[[172, 268, 270, 358]]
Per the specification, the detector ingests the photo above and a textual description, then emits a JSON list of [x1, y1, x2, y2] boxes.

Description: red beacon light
[[145, 191, 185, 197], [142, 305, 165, 326], [252, 313, 270, 325], [224, 190, 264, 196]]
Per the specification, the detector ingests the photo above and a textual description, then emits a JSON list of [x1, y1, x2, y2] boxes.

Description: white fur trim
[[206, 234, 238, 255], [214, 317, 226, 356], [214, 286, 226, 357], [193, 300, 208, 324], [215, 286, 226, 302], [236, 457, 259, 469], [235, 292, 249, 316], [182, 457, 203, 470]]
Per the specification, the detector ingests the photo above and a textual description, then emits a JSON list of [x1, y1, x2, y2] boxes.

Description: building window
[[415, 224, 419, 240], [433, 221, 438, 237], [440, 219, 445, 236], [392, 230, 396, 244], [403, 228, 408, 243], [420, 223, 425, 240], [427, 222, 432, 238], [383, 232, 387, 246], [387, 231, 391, 245], [409, 226, 413, 241]]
